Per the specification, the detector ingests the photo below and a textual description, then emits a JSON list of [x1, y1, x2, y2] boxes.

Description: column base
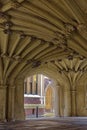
[[0, 119, 7, 122], [7, 119, 15, 122]]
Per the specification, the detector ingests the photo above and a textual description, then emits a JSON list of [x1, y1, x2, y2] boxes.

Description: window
[[24, 81, 27, 94]]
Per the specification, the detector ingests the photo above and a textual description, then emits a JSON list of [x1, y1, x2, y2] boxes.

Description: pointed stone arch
[[45, 84, 54, 112]]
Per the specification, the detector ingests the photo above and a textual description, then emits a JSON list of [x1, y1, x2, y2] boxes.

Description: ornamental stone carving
[[77, 23, 87, 40], [64, 23, 76, 39], [3, 21, 13, 34], [0, 12, 10, 23], [53, 23, 76, 48], [3, 21, 13, 29], [53, 32, 67, 49], [10, 0, 20, 8], [54, 32, 66, 45]]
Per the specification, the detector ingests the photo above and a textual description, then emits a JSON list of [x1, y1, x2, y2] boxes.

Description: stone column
[[7, 81, 15, 121], [64, 89, 71, 116], [14, 78, 25, 120], [71, 90, 76, 116], [54, 86, 60, 117], [0, 84, 7, 121], [59, 87, 64, 117]]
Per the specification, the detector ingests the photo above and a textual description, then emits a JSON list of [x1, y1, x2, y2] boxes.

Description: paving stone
[[0, 117, 87, 130]]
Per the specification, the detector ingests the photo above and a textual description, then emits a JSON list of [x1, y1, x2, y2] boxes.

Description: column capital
[[71, 89, 76, 92], [64, 88, 70, 92], [7, 79, 15, 88], [8, 86, 15, 89], [15, 77, 24, 86], [0, 84, 7, 89]]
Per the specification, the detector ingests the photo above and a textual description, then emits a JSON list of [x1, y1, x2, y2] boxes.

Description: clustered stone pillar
[[0, 78, 25, 121], [71, 89, 76, 116], [64, 88, 71, 116], [59, 87, 65, 117], [7, 82, 15, 121], [0, 84, 7, 121], [54, 86, 60, 117], [53, 82, 77, 117], [14, 79, 25, 120]]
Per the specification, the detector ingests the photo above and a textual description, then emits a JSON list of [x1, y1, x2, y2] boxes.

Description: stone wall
[[76, 84, 87, 116]]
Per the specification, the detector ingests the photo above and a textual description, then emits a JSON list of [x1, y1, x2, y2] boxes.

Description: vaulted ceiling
[[0, 0, 87, 85]]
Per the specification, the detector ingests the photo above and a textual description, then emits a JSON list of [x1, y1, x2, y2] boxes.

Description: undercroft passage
[[0, 1, 87, 130]]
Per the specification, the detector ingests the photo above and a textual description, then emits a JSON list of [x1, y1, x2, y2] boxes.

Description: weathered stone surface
[[0, 117, 87, 130]]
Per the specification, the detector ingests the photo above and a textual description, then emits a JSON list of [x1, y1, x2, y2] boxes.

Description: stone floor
[[0, 117, 87, 130]]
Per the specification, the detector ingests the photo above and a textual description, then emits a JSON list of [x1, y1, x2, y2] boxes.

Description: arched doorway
[[45, 86, 53, 112], [24, 74, 55, 119]]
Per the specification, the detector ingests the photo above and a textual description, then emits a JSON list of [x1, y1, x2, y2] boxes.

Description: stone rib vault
[[0, 0, 87, 121]]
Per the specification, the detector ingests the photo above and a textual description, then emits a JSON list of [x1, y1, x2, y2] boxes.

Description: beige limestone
[[14, 79, 25, 120]]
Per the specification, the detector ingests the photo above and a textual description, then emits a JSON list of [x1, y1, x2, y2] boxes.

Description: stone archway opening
[[45, 85, 55, 117], [23, 74, 55, 119]]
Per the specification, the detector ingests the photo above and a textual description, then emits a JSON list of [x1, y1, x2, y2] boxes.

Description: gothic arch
[[45, 84, 54, 112]]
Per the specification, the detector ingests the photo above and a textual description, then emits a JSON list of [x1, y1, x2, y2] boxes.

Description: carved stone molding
[[19, 31, 26, 39], [3, 29, 12, 34], [53, 24, 76, 48], [0, 84, 7, 89], [10, 0, 20, 9], [53, 32, 67, 50], [3, 21, 13, 29], [3, 21, 13, 34], [77, 23, 87, 40], [15, 77, 24, 86], [64, 23, 76, 39], [7, 79, 15, 88], [32, 60, 41, 68], [0, 53, 32, 64], [54, 32, 66, 44], [0, 12, 10, 23]]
